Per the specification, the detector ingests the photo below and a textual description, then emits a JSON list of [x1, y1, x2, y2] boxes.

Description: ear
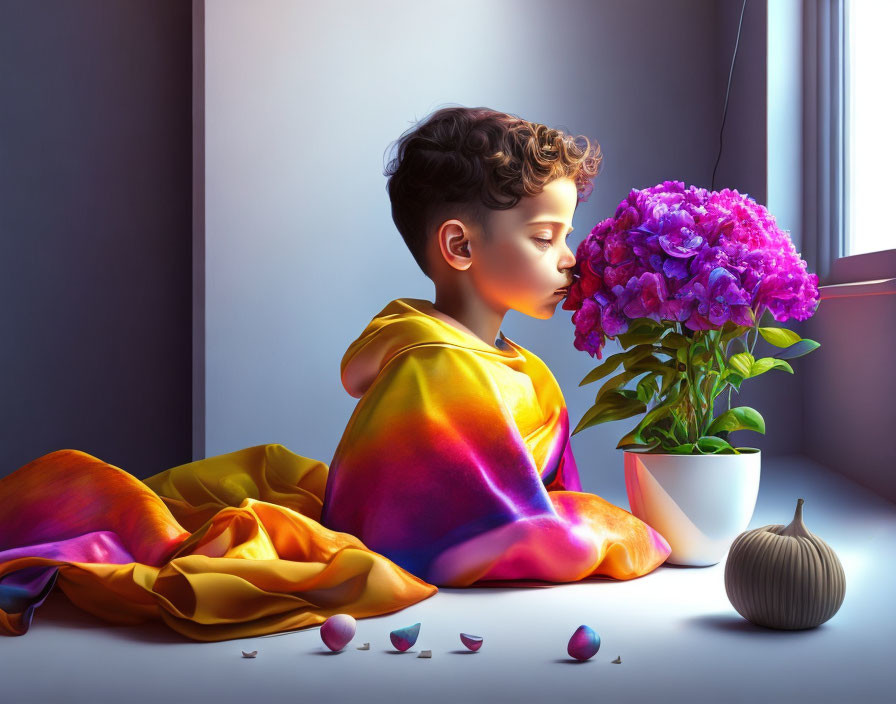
[[437, 220, 473, 271]]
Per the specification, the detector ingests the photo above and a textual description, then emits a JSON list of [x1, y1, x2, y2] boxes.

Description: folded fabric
[[322, 298, 671, 586], [0, 297, 671, 641], [0, 445, 436, 641]]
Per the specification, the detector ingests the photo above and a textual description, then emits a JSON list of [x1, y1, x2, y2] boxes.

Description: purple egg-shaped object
[[460, 633, 483, 651], [567, 624, 600, 661], [320, 614, 356, 652], [389, 622, 421, 652]]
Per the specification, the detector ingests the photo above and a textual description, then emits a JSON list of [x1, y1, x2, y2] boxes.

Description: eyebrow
[[527, 220, 574, 234]]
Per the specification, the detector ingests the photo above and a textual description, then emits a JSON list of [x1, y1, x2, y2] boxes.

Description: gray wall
[[6, 0, 884, 503], [800, 291, 896, 503], [203, 0, 751, 498], [0, 0, 193, 479]]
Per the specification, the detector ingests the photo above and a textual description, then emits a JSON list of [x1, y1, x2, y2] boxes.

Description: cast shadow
[[29, 589, 211, 644], [552, 658, 594, 664], [686, 612, 833, 636]]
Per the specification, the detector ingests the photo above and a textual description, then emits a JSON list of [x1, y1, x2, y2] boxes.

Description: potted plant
[[563, 180, 821, 566]]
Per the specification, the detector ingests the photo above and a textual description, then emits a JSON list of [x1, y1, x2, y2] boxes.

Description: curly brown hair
[[383, 105, 602, 277]]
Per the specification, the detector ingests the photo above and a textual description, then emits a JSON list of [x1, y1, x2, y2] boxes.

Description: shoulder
[[381, 342, 494, 381]]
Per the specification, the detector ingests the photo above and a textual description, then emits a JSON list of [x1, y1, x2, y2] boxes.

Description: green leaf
[[773, 338, 821, 360], [624, 356, 680, 396], [720, 321, 751, 346], [616, 427, 645, 447], [723, 371, 745, 391], [705, 406, 766, 436], [615, 318, 666, 349], [594, 369, 641, 404], [635, 374, 659, 404], [578, 344, 656, 386], [643, 423, 678, 444], [713, 344, 727, 372], [758, 326, 802, 347], [749, 357, 794, 377], [572, 390, 647, 436], [617, 439, 662, 453], [671, 410, 688, 438], [662, 332, 690, 349], [615, 384, 684, 448], [728, 352, 754, 378], [695, 435, 734, 454], [593, 355, 674, 407], [669, 443, 696, 454], [692, 380, 707, 408]]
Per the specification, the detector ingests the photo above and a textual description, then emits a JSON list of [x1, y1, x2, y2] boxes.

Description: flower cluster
[[563, 180, 820, 359]]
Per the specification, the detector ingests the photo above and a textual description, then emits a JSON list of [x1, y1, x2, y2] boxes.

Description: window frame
[[822, 0, 896, 288]]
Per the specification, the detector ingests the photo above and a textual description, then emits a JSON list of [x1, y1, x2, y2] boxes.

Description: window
[[844, 0, 896, 257], [805, 0, 896, 287]]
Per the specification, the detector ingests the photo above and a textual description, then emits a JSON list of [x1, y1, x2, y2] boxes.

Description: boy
[[320, 106, 671, 586], [0, 106, 671, 641]]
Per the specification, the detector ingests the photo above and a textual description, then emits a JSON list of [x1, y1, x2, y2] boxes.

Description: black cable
[[712, 0, 749, 192]]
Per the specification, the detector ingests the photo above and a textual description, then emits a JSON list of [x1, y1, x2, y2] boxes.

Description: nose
[[560, 240, 576, 269]]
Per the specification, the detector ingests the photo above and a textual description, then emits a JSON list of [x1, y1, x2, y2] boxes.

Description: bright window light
[[845, 0, 896, 256]]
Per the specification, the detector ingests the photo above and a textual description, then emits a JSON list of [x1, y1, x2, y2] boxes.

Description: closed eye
[[535, 233, 574, 248]]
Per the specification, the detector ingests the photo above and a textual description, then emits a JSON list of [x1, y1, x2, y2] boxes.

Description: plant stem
[[681, 324, 707, 441], [726, 312, 760, 412], [678, 323, 695, 439], [693, 334, 706, 435], [703, 329, 719, 421]]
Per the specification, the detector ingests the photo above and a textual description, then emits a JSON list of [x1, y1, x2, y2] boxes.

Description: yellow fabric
[[0, 446, 437, 641]]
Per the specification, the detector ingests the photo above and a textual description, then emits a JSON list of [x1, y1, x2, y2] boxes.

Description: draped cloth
[[0, 445, 437, 641], [0, 297, 670, 642]]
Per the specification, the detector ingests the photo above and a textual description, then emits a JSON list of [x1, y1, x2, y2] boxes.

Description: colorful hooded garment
[[0, 297, 670, 642], [322, 298, 671, 586]]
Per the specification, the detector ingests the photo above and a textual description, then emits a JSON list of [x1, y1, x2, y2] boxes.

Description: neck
[[431, 289, 506, 349]]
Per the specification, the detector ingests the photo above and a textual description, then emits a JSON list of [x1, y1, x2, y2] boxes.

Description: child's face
[[471, 176, 579, 319]]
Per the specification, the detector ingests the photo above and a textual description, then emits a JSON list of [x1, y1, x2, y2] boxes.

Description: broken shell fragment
[[460, 633, 483, 651], [320, 614, 357, 652], [356, 642, 370, 650], [567, 625, 600, 661], [417, 650, 432, 658], [390, 622, 421, 652], [241, 650, 258, 658], [611, 656, 622, 664]]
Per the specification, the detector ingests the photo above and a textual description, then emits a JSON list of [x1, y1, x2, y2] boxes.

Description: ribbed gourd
[[724, 498, 846, 630]]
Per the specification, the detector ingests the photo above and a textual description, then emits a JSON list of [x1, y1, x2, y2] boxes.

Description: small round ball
[[320, 614, 356, 652], [567, 624, 601, 661]]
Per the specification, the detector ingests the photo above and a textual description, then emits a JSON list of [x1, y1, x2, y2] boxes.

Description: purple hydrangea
[[563, 180, 820, 359]]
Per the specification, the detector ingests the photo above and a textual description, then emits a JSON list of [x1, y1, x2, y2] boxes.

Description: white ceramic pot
[[624, 449, 761, 566]]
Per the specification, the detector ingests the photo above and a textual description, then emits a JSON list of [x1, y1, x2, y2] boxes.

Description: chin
[[522, 303, 556, 320], [512, 295, 562, 320]]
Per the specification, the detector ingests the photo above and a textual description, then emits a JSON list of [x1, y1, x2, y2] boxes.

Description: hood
[[340, 298, 519, 398]]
